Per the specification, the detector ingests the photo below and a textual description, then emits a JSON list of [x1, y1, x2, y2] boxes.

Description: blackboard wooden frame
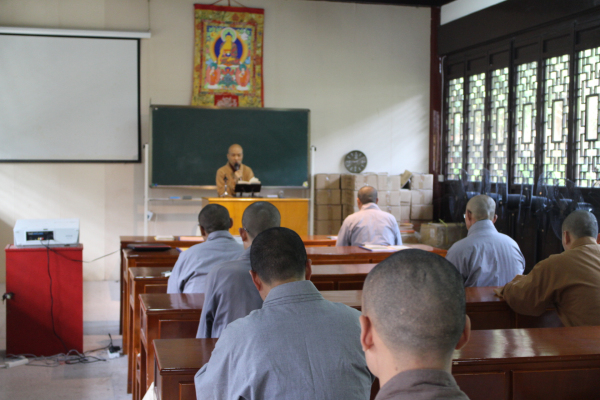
[[150, 105, 310, 188]]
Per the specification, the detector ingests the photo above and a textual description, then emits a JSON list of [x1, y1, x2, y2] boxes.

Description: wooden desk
[[126, 266, 173, 394], [202, 197, 309, 236], [306, 244, 446, 265], [122, 249, 179, 354], [311, 264, 375, 290], [320, 287, 562, 330], [119, 235, 335, 333], [452, 326, 600, 400], [153, 338, 218, 400], [138, 294, 204, 400], [155, 327, 600, 400]]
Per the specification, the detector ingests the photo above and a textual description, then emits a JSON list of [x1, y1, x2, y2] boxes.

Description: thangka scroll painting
[[192, 4, 264, 107]]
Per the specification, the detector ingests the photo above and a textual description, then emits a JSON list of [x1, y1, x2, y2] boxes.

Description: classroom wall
[[0, 0, 431, 282]]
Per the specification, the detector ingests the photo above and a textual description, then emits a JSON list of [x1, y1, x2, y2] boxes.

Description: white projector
[[13, 218, 80, 247]]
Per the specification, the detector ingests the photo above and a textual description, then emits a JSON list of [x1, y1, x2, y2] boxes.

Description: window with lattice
[[446, 77, 464, 181], [513, 62, 538, 186], [490, 67, 509, 184], [542, 55, 570, 186], [576, 47, 600, 188], [467, 73, 486, 182]]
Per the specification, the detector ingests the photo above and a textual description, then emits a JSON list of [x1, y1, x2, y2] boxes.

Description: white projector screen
[[0, 34, 140, 161]]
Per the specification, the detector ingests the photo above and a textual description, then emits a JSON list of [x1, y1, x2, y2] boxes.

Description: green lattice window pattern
[[489, 67, 509, 184], [467, 73, 486, 182], [513, 62, 538, 185], [542, 55, 570, 186], [576, 47, 600, 187], [446, 77, 464, 181]]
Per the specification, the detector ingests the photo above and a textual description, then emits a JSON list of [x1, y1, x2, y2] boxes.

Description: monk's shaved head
[[242, 201, 281, 239], [563, 210, 598, 240], [363, 249, 465, 358], [228, 144, 243, 154], [358, 186, 377, 205], [198, 204, 232, 234], [466, 195, 496, 222]]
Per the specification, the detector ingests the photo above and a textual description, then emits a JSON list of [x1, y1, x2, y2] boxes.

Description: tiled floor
[[0, 281, 130, 400]]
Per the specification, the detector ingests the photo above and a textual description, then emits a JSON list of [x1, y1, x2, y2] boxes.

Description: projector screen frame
[[0, 30, 144, 163]]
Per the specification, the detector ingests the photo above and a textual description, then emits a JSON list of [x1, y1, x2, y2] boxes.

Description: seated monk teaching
[[360, 249, 471, 400], [215, 144, 254, 197], [496, 210, 600, 327], [195, 227, 373, 399], [336, 185, 402, 247], [195, 201, 281, 338], [166, 204, 242, 294], [446, 195, 525, 286]]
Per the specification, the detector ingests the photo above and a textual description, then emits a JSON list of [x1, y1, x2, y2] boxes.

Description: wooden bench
[[154, 326, 600, 400]]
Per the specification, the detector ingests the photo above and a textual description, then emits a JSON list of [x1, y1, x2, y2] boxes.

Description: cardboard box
[[389, 175, 401, 191], [411, 189, 433, 205], [377, 174, 389, 191], [378, 192, 389, 207], [400, 205, 411, 222], [314, 174, 340, 190], [410, 174, 434, 190], [342, 204, 355, 220], [341, 173, 379, 190], [420, 222, 467, 250], [410, 204, 433, 220], [389, 205, 401, 221], [314, 220, 342, 235], [387, 191, 400, 206], [400, 189, 411, 204], [314, 205, 342, 221], [315, 189, 341, 205], [341, 190, 358, 206]]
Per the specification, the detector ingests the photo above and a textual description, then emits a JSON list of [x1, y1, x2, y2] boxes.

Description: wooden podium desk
[[453, 326, 600, 400], [202, 197, 309, 236], [139, 294, 204, 400]]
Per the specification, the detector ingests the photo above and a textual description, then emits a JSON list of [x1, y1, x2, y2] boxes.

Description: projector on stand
[[13, 218, 80, 247]]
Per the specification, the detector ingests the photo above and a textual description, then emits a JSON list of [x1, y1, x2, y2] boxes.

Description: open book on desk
[[360, 245, 410, 252]]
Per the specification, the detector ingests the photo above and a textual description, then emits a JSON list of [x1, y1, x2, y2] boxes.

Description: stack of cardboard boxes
[[313, 173, 412, 234], [409, 173, 434, 221], [314, 174, 342, 235]]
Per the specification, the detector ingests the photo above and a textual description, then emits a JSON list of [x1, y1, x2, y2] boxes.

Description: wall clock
[[344, 150, 367, 173]]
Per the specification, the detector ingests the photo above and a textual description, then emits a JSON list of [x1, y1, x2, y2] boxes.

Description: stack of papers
[[360, 245, 410, 252]]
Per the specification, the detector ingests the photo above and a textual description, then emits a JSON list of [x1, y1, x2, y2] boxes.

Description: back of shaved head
[[363, 249, 465, 358], [358, 186, 377, 205], [242, 201, 281, 239], [466, 195, 496, 221], [563, 210, 598, 240], [198, 204, 232, 234]]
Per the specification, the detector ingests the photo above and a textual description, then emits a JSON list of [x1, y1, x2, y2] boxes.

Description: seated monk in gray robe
[[195, 201, 281, 338], [195, 227, 373, 400], [361, 249, 471, 400]]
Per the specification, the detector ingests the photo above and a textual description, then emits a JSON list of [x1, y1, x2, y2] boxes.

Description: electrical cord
[[4, 334, 119, 367], [37, 240, 119, 263]]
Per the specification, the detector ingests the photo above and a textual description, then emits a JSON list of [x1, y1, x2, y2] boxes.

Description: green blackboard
[[151, 106, 310, 187]]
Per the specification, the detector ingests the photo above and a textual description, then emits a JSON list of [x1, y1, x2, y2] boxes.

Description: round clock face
[[344, 150, 367, 173]]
